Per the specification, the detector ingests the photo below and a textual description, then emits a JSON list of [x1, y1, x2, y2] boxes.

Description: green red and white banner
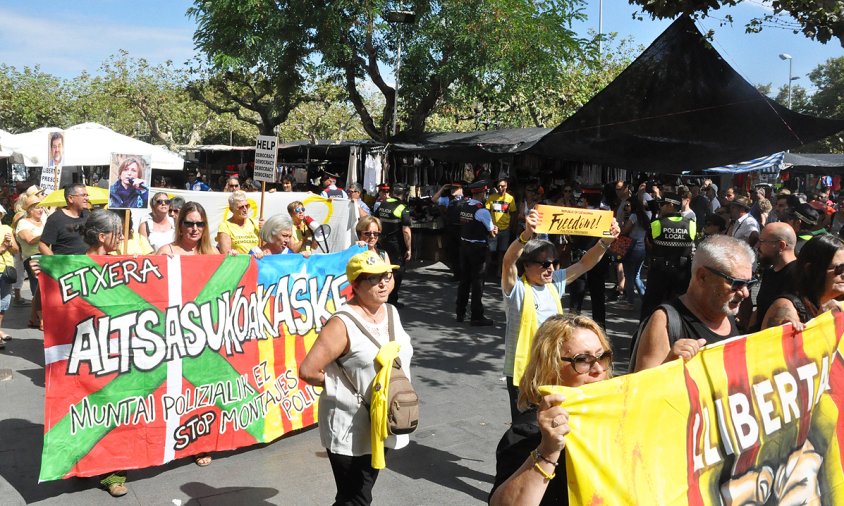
[[39, 247, 361, 481]]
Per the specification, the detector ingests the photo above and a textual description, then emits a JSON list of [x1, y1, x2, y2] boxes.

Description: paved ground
[[0, 261, 642, 505]]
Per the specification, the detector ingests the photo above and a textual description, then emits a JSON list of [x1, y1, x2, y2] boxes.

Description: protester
[[223, 176, 241, 192], [618, 195, 648, 309], [39, 184, 90, 256], [727, 196, 760, 247], [500, 209, 618, 421], [356, 215, 389, 261], [108, 157, 149, 209], [489, 314, 613, 505], [486, 178, 518, 277], [280, 175, 294, 192], [761, 233, 844, 330], [169, 196, 185, 219], [259, 214, 295, 255], [0, 205, 17, 346], [139, 192, 175, 251], [287, 200, 316, 255], [15, 193, 44, 330], [701, 213, 728, 239], [186, 173, 210, 191], [632, 235, 754, 372], [155, 202, 216, 255], [217, 191, 261, 255], [347, 182, 371, 218], [299, 250, 412, 506], [113, 210, 153, 255], [566, 194, 611, 326], [749, 222, 797, 332]]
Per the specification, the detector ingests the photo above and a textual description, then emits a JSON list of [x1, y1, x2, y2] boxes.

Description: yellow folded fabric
[[370, 340, 401, 469]]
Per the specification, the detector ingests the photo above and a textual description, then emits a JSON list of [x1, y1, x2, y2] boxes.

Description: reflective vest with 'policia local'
[[376, 198, 406, 240], [650, 214, 696, 254]]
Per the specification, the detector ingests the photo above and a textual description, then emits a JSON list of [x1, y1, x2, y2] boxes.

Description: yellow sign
[[533, 204, 614, 237]]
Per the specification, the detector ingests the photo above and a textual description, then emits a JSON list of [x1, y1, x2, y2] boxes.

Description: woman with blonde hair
[[140, 191, 175, 251], [155, 202, 216, 256], [355, 215, 389, 262], [15, 193, 45, 329], [489, 314, 613, 506], [287, 200, 317, 253], [217, 191, 261, 255]]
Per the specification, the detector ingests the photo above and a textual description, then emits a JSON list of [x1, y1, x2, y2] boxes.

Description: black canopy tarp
[[785, 152, 844, 174], [529, 16, 844, 172], [391, 127, 548, 161]]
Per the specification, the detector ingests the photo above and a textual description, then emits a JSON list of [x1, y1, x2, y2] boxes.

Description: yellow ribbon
[[370, 340, 402, 469], [512, 276, 562, 386]]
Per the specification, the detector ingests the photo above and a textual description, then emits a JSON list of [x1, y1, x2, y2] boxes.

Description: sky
[[0, 0, 841, 94]]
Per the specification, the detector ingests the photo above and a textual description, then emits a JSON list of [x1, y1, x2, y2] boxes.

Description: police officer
[[437, 182, 465, 280], [319, 172, 348, 199], [786, 203, 825, 254], [375, 183, 412, 307], [456, 180, 496, 326], [640, 192, 696, 320]]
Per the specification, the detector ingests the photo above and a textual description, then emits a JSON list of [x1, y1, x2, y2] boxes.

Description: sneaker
[[470, 317, 494, 327]]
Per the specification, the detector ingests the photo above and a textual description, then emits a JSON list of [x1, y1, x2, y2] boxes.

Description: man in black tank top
[[632, 235, 756, 372]]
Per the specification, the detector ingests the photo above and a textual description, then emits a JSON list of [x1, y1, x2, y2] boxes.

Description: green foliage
[[628, 0, 844, 46], [803, 56, 844, 152], [0, 65, 70, 133]]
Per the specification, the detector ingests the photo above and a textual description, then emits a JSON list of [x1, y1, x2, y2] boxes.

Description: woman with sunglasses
[[348, 182, 371, 218], [489, 314, 612, 506], [300, 250, 412, 506], [155, 202, 216, 255], [287, 200, 317, 254], [139, 192, 175, 251], [217, 191, 261, 255], [355, 215, 389, 262], [500, 209, 618, 422], [761, 233, 844, 330]]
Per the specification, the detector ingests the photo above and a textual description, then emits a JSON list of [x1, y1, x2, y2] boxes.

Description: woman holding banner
[[217, 191, 260, 255], [259, 214, 295, 255], [500, 208, 617, 422], [489, 314, 613, 506], [155, 202, 216, 256]]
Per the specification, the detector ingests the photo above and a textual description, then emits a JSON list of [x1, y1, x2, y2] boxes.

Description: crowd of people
[[4, 168, 843, 504]]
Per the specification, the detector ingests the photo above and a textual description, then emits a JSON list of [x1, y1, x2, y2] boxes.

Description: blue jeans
[[622, 244, 646, 301]]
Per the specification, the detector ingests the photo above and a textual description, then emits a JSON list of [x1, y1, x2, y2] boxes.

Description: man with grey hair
[[632, 235, 756, 372], [346, 182, 370, 217]]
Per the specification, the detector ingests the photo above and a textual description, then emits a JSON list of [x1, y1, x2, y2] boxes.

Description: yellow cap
[[346, 250, 399, 283]]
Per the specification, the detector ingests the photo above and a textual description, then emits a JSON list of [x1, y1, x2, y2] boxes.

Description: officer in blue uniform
[[640, 192, 696, 320], [319, 172, 348, 199], [375, 183, 412, 307], [456, 180, 496, 326]]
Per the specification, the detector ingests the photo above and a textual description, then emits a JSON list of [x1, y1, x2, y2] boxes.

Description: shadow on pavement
[[389, 440, 494, 502], [180, 481, 279, 505]]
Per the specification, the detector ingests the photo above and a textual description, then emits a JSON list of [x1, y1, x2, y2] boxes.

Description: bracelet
[[534, 449, 558, 467], [518, 233, 530, 245], [598, 240, 610, 250], [530, 450, 556, 480]]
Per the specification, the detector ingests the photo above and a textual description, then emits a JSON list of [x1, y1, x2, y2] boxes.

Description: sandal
[[106, 483, 128, 497], [194, 453, 212, 467], [0, 335, 10, 342]]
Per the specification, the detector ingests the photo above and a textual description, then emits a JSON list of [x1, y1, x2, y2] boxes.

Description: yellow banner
[[533, 204, 614, 237], [550, 311, 844, 505]]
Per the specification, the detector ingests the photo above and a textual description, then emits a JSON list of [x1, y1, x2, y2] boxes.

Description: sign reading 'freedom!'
[[38, 247, 364, 481], [533, 204, 615, 237]]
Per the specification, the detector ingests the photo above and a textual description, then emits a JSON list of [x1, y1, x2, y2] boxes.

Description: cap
[[792, 203, 819, 226], [392, 183, 408, 194], [658, 192, 682, 207], [346, 250, 400, 283], [320, 171, 340, 182], [377, 183, 391, 191], [730, 196, 752, 209], [468, 180, 489, 193]]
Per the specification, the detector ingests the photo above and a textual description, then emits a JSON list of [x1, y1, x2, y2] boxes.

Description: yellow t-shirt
[[485, 192, 518, 230], [109, 234, 153, 255], [0, 225, 14, 271], [217, 218, 260, 254]]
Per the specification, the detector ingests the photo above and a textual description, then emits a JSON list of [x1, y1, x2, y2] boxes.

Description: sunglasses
[[705, 266, 758, 291], [362, 272, 393, 285], [154, 199, 171, 205], [169, 208, 181, 215], [349, 189, 361, 193], [561, 350, 613, 374], [293, 207, 305, 213], [237, 204, 250, 210], [362, 231, 381, 238], [531, 259, 559, 269], [828, 263, 844, 277], [182, 220, 206, 229]]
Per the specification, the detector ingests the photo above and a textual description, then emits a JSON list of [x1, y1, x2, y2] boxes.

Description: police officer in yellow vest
[[375, 183, 412, 307], [640, 192, 697, 320]]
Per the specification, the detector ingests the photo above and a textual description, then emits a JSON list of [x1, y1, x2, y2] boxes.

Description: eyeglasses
[[361, 272, 393, 285], [154, 199, 171, 206], [561, 350, 613, 374], [828, 263, 844, 276], [530, 259, 558, 269], [182, 220, 206, 229], [237, 204, 249, 210], [349, 189, 361, 194], [293, 207, 305, 213], [705, 266, 758, 291], [361, 231, 381, 238], [169, 208, 181, 215], [70, 193, 89, 199]]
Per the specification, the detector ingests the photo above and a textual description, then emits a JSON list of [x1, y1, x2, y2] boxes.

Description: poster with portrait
[[108, 153, 150, 209], [41, 131, 64, 192]]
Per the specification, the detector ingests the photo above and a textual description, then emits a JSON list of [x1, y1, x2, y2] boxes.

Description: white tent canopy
[[0, 129, 20, 159], [4, 122, 184, 171]]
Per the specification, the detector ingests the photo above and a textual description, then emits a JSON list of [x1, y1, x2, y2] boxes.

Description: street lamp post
[[386, 11, 416, 137], [778, 53, 793, 109], [598, 0, 603, 57]]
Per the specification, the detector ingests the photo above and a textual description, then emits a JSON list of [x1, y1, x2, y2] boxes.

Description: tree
[[0, 65, 70, 133], [773, 83, 811, 113], [804, 56, 844, 152], [627, 1, 844, 46], [278, 80, 367, 143], [188, 0, 315, 135]]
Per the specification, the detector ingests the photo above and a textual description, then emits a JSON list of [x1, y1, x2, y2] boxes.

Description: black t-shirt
[[489, 409, 568, 506], [41, 209, 89, 255], [750, 261, 797, 333], [667, 297, 739, 345]]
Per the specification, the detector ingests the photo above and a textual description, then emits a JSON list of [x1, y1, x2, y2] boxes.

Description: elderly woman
[[139, 192, 175, 251], [155, 202, 216, 256], [108, 156, 148, 209], [500, 209, 618, 422], [259, 214, 295, 255], [300, 250, 413, 505], [348, 182, 371, 218], [489, 314, 613, 506], [16, 193, 44, 329], [287, 200, 317, 253], [169, 196, 185, 219], [762, 233, 844, 329], [356, 215, 389, 261], [217, 190, 260, 255]]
